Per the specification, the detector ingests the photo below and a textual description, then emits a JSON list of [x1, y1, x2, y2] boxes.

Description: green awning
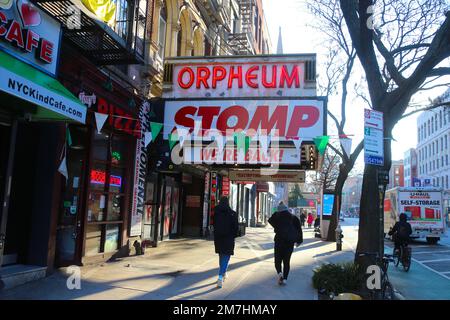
[[0, 51, 87, 124]]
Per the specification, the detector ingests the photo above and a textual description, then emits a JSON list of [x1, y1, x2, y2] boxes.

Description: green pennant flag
[[150, 122, 163, 142], [234, 132, 250, 154], [314, 136, 330, 155], [66, 127, 72, 147], [168, 132, 179, 150]]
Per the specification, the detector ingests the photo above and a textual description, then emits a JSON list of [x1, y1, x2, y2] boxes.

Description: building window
[[447, 155, 448, 166], [447, 176, 449, 189], [441, 137, 444, 151], [440, 110, 443, 128], [446, 135, 448, 149], [158, 5, 167, 59], [114, 0, 131, 41]]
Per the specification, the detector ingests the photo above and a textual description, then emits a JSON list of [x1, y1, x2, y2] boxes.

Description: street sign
[[364, 109, 384, 166]]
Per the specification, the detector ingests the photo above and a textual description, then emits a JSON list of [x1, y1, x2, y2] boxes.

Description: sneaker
[[217, 277, 223, 288], [281, 279, 287, 286], [277, 273, 283, 285]]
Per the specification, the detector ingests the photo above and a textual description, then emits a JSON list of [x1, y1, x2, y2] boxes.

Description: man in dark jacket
[[268, 202, 303, 286], [388, 213, 412, 251], [213, 196, 239, 288]]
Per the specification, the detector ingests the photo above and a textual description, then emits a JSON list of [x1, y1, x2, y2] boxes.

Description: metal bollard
[[336, 225, 344, 251]]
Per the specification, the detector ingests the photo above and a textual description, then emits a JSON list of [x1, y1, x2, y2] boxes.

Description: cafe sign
[[0, 0, 61, 76]]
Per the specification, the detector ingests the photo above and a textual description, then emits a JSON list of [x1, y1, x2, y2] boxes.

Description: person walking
[[213, 196, 239, 288], [307, 212, 314, 228], [268, 202, 303, 286], [300, 211, 306, 227]]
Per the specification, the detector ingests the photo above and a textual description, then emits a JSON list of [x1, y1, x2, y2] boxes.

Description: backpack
[[397, 224, 410, 240]]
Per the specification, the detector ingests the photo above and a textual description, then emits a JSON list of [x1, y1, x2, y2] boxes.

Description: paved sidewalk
[[0, 226, 355, 300]]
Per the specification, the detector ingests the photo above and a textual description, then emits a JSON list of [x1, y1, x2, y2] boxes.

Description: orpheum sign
[[162, 55, 325, 166], [0, 0, 61, 76], [163, 55, 316, 99]]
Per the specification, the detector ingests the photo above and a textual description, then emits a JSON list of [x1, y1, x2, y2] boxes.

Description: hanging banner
[[144, 132, 152, 147], [364, 109, 384, 166], [94, 112, 108, 133], [340, 137, 352, 157], [130, 101, 151, 237]]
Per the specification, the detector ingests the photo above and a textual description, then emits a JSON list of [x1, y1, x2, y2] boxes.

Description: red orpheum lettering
[[176, 64, 302, 90]]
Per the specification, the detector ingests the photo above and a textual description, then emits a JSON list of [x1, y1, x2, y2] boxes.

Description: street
[[341, 218, 450, 299], [0, 226, 354, 300]]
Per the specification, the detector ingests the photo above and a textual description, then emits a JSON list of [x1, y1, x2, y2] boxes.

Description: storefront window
[[107, 194, 124, 221], [86, 129, 133, 256], [85, 225, 102, 256], [87, 193, 107, 222]]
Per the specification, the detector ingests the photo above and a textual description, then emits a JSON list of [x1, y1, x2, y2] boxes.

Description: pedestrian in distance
[[213, 196, 239, 288], [307, 212, 314, 228], [300, 211, 306, 228], [268, 202, 303, 286]]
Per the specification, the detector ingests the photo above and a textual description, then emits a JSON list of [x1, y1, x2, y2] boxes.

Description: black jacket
[[268, 210, 303, 244], [389, 221, 412, 242], [213, 203, 239, 255]]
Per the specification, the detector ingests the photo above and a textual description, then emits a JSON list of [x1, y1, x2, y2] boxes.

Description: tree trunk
[[355, 132, 392, 269], [326, 166, 350, 241]]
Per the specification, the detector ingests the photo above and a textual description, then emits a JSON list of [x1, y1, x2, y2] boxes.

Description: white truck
[[384, 187, 447, 244]]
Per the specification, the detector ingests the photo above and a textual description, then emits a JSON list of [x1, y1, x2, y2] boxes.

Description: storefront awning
[[0, 51, 87, 124]]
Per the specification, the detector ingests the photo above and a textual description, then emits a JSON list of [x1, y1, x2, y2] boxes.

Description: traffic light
[[300, 144, 318, 170]]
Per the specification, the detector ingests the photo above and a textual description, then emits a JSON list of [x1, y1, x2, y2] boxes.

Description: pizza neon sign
[[90, 170, 123, 188]]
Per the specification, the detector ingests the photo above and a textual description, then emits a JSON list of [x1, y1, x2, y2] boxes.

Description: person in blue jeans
[[213, 196, 239, 288]]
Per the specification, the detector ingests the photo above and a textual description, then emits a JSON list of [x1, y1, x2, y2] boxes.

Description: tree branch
[[427, 67, 450, 78]]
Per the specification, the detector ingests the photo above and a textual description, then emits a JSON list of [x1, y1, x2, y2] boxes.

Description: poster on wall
[[163, 188, 171, 237], [171, 187, 179, 234], [130, 102, 151, 236]]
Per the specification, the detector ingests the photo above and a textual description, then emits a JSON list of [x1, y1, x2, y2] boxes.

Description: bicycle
[[358, 252, 396, 300], [393, 241, 411, 272]]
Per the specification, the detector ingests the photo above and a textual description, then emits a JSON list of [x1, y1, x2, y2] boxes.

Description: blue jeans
[[219, 254, 231, 276]]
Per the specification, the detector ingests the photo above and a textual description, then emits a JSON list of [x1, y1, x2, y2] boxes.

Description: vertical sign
[[202, 172, 210, 235], [364, 109, 384, 166], [222, 177, 230, 196], [130, 102, 151, 236]]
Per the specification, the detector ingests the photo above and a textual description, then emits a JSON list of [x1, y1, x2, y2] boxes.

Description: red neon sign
[[90, 170, 122, 187]]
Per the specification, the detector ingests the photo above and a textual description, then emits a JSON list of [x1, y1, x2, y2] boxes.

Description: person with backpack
[[268, 202, 303, 286], [213, 196, 239, 288], [388, 213, 412, 252]]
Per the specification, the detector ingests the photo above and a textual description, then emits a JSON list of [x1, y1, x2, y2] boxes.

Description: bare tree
[[307, 0, 365, 241], [337, 0, 450, 265], [313, 146, 342, 193]]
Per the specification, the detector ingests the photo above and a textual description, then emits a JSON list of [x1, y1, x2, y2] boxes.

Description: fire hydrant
[[336, 225, 344, 251]]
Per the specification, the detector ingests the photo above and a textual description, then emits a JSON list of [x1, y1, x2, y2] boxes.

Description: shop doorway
[[0, 121, 13, 266], [55, 126, 88, 267]]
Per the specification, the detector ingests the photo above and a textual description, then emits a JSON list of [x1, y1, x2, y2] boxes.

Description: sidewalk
[[0, 226, 355, 300]]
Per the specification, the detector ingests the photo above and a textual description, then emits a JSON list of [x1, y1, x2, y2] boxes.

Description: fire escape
[[34, 0, 147, 65], [229, 0, 255, 55]]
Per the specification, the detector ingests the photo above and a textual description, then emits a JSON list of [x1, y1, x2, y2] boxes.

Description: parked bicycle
[[358, 252, 395, 300], [393, 242, 411, 272]]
